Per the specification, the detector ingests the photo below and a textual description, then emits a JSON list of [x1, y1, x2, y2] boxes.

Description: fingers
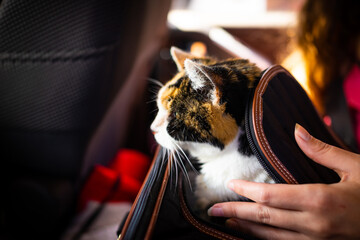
[[226, 180, 315, 210], [225, 218, 309, 240], [208, 193, 344, 238], [208, 201, 306, 232], [294, 124, 360, 179]]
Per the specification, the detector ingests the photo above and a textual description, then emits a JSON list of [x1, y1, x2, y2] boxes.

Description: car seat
[[0, 0, 170, 239]]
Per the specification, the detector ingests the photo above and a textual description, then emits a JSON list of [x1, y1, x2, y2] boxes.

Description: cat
[[151, 46, 275, 210]]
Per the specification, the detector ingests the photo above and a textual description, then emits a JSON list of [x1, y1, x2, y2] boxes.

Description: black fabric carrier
[[118, 65, 342, 240]]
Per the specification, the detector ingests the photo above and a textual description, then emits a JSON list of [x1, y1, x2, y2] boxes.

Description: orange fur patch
[[203, 103, 238, 145], [160, 87, 179, 109], [160, 72, 184, 109]]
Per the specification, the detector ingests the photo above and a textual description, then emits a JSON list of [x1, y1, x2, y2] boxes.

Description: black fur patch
[[166, 78, 225, 149], [168, 77, 184, 89], [238, 130, 253, 156], [221, 73, 252, 126]]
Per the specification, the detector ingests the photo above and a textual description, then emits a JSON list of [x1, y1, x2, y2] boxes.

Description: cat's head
[[151, 47, 261, 152]]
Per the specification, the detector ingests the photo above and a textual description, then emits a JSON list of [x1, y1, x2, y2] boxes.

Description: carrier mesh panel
[[0, 0, 143, 178], [0, 0, 144, 238], [0, 0, 127, 132]]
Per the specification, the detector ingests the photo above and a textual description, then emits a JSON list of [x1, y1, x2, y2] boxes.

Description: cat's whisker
[[173, 148, 185, 172], [167, 149, 174, 182], [172, 141, 198, 175], [190, 133, 195, 141], [159, 147, 167, 174], [146, 97, 158, 104], [148, 87, 160, 94], [147, 79, 162, 105], [170, 149, 179, 189], [148, 77, 164, 88], [173, 147, 193, 191], [149, 108, 159, 114], [166, 148, 174, 186], [171, 141, 196, 191], [146, 100, 156, 105]]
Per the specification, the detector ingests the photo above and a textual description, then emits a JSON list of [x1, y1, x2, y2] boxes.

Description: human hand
[[208, 124, 360, 239]]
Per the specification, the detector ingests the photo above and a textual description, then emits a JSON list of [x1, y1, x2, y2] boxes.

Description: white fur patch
[[150, 101, 175, 150], [184, 59, 208, 90], [184, 130, 275, 209]]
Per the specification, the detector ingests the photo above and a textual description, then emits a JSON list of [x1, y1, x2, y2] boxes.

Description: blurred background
[[1, 0, 358, 239]]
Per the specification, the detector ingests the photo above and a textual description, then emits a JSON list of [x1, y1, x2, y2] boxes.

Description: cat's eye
[[170, 111, 178, 119], [167, 97, 173, 102]]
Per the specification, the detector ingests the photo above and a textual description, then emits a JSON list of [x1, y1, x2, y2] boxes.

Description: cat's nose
[[151, 115, 165, 134], [150, 123, 158, 134]]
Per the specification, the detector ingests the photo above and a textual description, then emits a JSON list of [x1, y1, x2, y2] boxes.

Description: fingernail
[[208, 205, 224, 217], [295, 123, 311, 142]]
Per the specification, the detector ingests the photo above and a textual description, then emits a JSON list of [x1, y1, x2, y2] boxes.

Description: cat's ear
[[170, 46, 196, 71], [184, 59, 221, 90], [185, 59, 222, 103]]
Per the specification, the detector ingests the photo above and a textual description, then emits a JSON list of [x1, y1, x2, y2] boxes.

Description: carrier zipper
[[245, 89, 285, 184]]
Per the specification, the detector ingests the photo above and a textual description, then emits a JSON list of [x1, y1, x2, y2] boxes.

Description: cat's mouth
[[152, 129, 177, 150]]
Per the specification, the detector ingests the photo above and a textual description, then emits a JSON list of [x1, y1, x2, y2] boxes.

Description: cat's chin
[[181, 129, 242, 163], [153, 130, 184, 152], [154, 134, 174, 150], [181, 142, 222, 161]]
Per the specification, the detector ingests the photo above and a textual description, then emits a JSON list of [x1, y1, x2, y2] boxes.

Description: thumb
[[294, 124, 360, 180]]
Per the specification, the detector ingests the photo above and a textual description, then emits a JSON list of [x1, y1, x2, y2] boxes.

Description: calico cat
[[151, 47, 274, 210]]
